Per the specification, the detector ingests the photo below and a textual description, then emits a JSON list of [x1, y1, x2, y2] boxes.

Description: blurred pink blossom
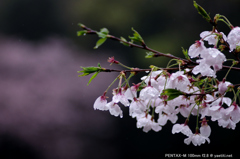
[[0, 37, 121, 159]]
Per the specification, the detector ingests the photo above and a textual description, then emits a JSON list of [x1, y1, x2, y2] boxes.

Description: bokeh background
[[0, 0, 240, 158]]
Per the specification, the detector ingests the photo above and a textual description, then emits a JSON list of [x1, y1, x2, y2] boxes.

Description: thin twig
[[80, 25, 240, 71]]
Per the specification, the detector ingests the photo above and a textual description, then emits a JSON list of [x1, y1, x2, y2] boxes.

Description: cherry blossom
[[93, 95, 108, 111], [139, 86, 160, 101], [157, 113, 178, 126], [200, 31, 227, 46], [192, 62, 216, 77], [112, 88, 130, 106], [129, 99, 147, 118], [184, 125, 211, 146], [85, 7, 240, 146], [225, 102, 240, 123], [172, 123, 192, 136], [188, 40, 206, 58], [218, 81, 231, 95], [218, 102, 240, 129], [136, 114, 162, 132], [124, 85, 139, 101], [166, 71, 191, 91], [105, 101, 123, 118], [192, 48, 226, 77], [227, 26, 240, 51]]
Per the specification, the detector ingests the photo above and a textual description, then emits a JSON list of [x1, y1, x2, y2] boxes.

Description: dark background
[[0, 0, 240, 158]]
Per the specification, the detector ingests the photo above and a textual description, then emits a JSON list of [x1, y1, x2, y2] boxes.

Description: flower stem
[[224, 60, 236, 80], [104, 74, 120, 93]]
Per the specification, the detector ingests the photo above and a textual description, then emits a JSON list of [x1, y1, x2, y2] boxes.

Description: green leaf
[[78, 66, 101, 77], [78, 23, 85, 28], [145, 52, 155, 58], [129, 28, 144, 43], [100, 28, 109, 34], [120, 37, 130, 46], [97, 28, 109, 38], [161, 89, 184, 101], [87, 72, 99, 86], [94, 38, 107, 49], [77, 30, 88, 36], [193, 1, 211, 22], [181, 47, 190, 60]]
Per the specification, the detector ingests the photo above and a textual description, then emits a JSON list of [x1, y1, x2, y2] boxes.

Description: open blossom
[[218, 114, 236, 130], [188, 40, 206, 58], [199, 94, 215, 119], [172, 123, 192, 136], [106, 101, 123, 118], [93, 95, 108, 111], [124, 85, 139, 101], [184, 125, 211, 146], [176, 104, 192, 118], [157, 113, 178, 126], [192, 48, 226, 77], [112, 88, 130, 106], [225, 102, 240, 123], [208, 97, 231, 122], [227, 27, 240, 51], [192, 62, 216, 77], [189, 31, 226, 78], [91, 24, 240, 146], [136, 114, 162, 132], [201, 48, 226, 71], [217, 102, 240, 129], [141, 70, 163, 84], [200, 31, 227, 46], [166, 71, 190, 91], [218, 81, 231, 95], [184, 130, 210, 146], [129, 99, 147, 118], [139, 86, 159, 101]]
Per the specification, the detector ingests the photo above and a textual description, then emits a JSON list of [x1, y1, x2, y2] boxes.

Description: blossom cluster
[[93, 27, 240, 146]]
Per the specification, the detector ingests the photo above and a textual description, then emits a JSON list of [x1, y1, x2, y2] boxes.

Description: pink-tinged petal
[[227, 27, 240, 51], [209, 105, 221, 111], [222, 97, 232, 106], [231, 107, 240, 123], [218, 82, 228, 95], [151, 123, 162, 132], [169, 113, 178, 124], [142, 124, 152, 133], [172, 124, 183, 134], [93, 96, 108, 111], [184, 136, 192, 145], [200, 125, 211, 138], [200, 31, 218, 45], [106, 102, 123, 118], [182, 126, 192, 136], [158, 114, 168, 126], [225, 106, 235, 115], [172, 124, 192, 136], [188, 40, 206, 58]]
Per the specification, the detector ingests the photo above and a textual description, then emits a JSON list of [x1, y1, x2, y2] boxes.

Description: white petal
[[172, 124, 183, 134], [200, 125, 211, 137], [184, 136, 192, 145], [93, 96, 108, 110], [231, 107, 240, 123], [225, 106, 234, 115], [151, 123, 162, 132], [158, 114, 168, 126]]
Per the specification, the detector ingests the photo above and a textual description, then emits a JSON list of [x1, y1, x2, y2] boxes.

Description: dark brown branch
[[80, 25, 240, 71], [102, 67, 180, 73]]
